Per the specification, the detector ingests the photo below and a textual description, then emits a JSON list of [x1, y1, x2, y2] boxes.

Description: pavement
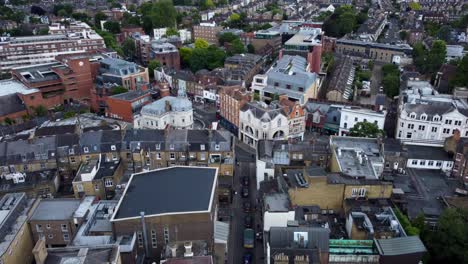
[[357, 63, 383, 105], [228, 143, 263, 264]]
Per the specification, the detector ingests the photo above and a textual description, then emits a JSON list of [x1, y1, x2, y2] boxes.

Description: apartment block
[[219, 85, 251, 134], [193, 22, 223, 45]]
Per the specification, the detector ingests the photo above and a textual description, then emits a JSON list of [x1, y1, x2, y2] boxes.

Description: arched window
[[277, 118, 282, 127]]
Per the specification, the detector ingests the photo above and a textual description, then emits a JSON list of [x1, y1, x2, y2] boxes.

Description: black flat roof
[[113, 167, 217, 220]]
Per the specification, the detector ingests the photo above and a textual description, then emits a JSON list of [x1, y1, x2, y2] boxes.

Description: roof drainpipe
[[140, 211, 150, 258]]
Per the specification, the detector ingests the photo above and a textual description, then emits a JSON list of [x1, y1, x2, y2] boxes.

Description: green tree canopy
[[179, 47, 193, 68], [33, 105, 48, 117], [122, 38, 136, 59], [147, 60, 161, 79], [139, 0, 177, 34], [104, 21, 121, 34], [111, 86, 128, 95], [165, 27, 180, 37], [449, 55, 468, 89], [348, 121, 384, 138], [94, 12, 107, 29], [195, 39, 209, 49], [382, 64, 400, 98], [219, 32, 239, 46]]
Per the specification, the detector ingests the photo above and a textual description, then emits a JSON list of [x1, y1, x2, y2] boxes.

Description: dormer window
[[409, 113, 416, 119], [433, 116, 440, 122], [170, 144, 175, 150], [156, 144, 161, 150], [421, 114, 427, 121], [111, 145, 116, 151], [215, 144, 220, 150], [200, 144, 205, 151], [84, 147, 89, 153], [69, 149, 74, 155]]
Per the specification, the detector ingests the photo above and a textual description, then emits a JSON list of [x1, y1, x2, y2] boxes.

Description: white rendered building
[[339, 106, 387, 136]]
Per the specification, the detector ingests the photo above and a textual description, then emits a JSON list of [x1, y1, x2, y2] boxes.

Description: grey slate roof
[[406, 145, 452, 161], [140, 96, 192, 116], [375, 236, 426, 256], [241, 102, 286, 122], [404, 100, 455, 120], [112, 167, 217, 220], [0, 94, 26, 116], [30, 199, 81, 221]]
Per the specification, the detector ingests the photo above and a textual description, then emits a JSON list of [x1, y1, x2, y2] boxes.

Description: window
[[164, 227, 170, 244], [421, 115, 427, 121], [418, 125, 425, 131], [277, 118, 282, 127], [436, 161, 442, 167], [400, 122, 404, 127], [111, 145, 116, 151], [351, 188, 367, 197], [406, 132, 412, 138], [200, 153, 206, 160], [170, 144, 175, 150], [432, 127, 437, 133], [215, 144, 220, 150], [69, 148, 74, 155], [428, 161, 434, 166], [419, 160, 426, 166], [286, 84, 291, 89], [408, 124, 414, 129], [70, 157, 76, 163], [410, 113, 416, 118], [151, 230, 157, 248], [48, 234, 53, 239], [274, 82, 279, 87], [344, 123, 348, 129], [412, 160, 418, 165], [46, 224, 51, 229], [61, 224, 68, 232], [157, 153, 162, 160], [156, 144, 161, 150], [355, 117, 358, 122], [105, 178, 113, 187], [200, 144, 206, 150], [445, 119, 452, 125], [84, 147, 89, 153], [63, 234, 70, 241], [433, 116, 439, 122], [170, 153, 175, 160], [137, 231, 143, 247], [94, 184, 99, 191], [443, 128, 450, 134], [76, 184, 84, 192], [455, 120, 462, 126]]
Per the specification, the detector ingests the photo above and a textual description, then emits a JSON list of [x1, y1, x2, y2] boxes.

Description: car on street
[[243, 201, 251, 212], [242, 176, 249, 186], [243, 252, 252, 264], [244, 228, 254, 248], [244, 215, 252, 227], [242, 187, 249, 198]]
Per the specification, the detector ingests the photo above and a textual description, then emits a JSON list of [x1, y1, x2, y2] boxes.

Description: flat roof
[[112, 166, 217, 221], [375, 236, 426, 256], [0, 79, 39, 96], [30, 199, 81, 221]]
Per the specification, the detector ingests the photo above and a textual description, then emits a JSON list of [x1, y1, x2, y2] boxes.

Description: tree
[[382, 64, 400, 98], [348, 121, 384, 138], [449, 55, 468, 89], [37, 28, 49, 35], [229, 38, 245, 55], [165, 27, 179, 37], [409, 2, 422, 10], [104, 21, 121, 34], [53, 4, 73, 17], [399, 30, 408, 41], [179, 47, 193, 68], [247, 44, 255, 54], [219, 32, 239, 46], [421, 208, 468, 264], [122, 38, 136, 59], [139, 0, 177, 30], [4, 117, 14, 125], [111, 86, 128, 95], [200, 0, 215, 10], [33, 105, 48, 117], [147, 60, 161, 79], [426, 40, 447, 74], [253, 93, 260, 101], [195, 39, 209, 49], [94, 12, 107, 29], [121, 12, 140, 27], [436, 25, 452, 42]]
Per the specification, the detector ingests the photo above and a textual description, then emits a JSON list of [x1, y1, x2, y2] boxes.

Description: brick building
[[110, 167, 218, 262], [0, 26, 105, 73], [193, 22, 223, 45], [224, 53, 262, 87], [106, 89, 152, 122], [219, 85, 251, 135], [149, 41, 180, 70]]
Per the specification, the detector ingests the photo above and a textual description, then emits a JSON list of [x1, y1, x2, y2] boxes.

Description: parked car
[[242, 187, 249, 198], [243, 201, 251, 212], [244, 215, 253, 227], [242, 176, 249, 186], [243, 253, 252, 264]]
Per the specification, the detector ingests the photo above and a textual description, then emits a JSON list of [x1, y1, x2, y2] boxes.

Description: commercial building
[[106, 89, 152, 122], [251, 55, 319, 104], [134, 94, 194, 130], [339, 106, 387, 136], [396, 80, 468, 146], [0, 27, 105, 72], [329, 136, 385, 180], [28, 197, 94, 247], [336, 39, 412, 63], [193, 22, 223, 45], [110, 166, 218, 262], [224, 53, 262, 87], [282, 27, 323, 73], [239, 101, 289, 147], [11, 55, 97, 109]]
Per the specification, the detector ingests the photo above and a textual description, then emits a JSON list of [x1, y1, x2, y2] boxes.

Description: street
[[228, 143, 263, 264]]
